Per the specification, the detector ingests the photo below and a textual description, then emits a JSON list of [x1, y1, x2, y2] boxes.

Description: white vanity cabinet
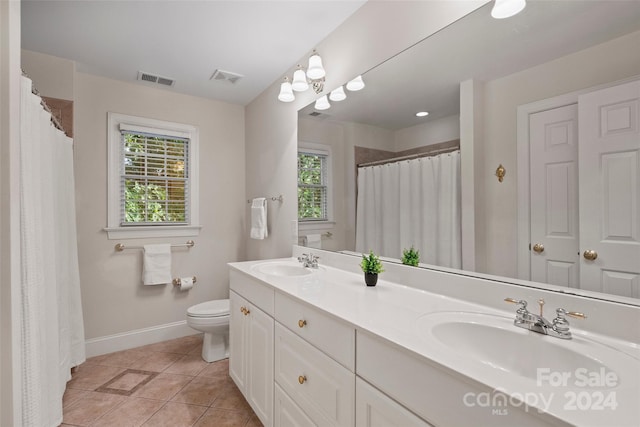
[[355, 378, 432, 427], [274, 292, 356, 427], [229, 270, 275, 427]]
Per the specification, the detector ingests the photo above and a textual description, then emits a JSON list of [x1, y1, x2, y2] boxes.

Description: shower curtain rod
[[357, 146, 459, 168]]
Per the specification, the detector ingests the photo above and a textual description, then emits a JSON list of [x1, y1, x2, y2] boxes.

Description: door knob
[[583, 250, 598, 261], [532, 243, 544, 253]]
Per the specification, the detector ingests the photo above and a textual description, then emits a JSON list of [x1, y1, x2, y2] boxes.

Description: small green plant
[[401, 246, 420, 267], [360, 250, 384, 274]]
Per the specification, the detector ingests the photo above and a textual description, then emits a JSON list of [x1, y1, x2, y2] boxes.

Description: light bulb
[[291, 68, 309, 92], [491, 0, 526, 19], [314, 95, 330, 110], [277, 79, 295, 102], [306, 53, 326, 80], [329, 86, 346, 102], [346, 75, 365, 91]]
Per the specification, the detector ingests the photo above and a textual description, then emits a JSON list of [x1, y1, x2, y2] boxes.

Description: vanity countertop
[[229, 257, 640, 427]]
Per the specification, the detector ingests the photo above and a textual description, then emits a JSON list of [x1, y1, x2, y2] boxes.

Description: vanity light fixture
[[346, 75, 365, 91], [416, 111, 429, 117], [491, 0, 526, 19], [314, 95, 331, 110], [277, 49, 326, 102], [277, 77, 295, 102], [329, 86, 347, 102]]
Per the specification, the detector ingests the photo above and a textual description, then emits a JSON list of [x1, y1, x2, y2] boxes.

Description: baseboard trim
[[84, 320, 198, 357]]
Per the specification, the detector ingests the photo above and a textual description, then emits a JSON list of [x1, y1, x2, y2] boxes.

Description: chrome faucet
[[297, 253, 319, 268], [504, 298, 586, 339]]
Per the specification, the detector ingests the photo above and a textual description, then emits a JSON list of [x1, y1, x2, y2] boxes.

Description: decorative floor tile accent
[[95, 369, 159, 396]]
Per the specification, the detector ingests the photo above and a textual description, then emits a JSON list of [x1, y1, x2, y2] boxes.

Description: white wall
[[73, 72, 245, 341], [21, 50, 74, 100], [479, 30, 640, 278], [394, 114, 460, 151], [245, 0, 488, 261]]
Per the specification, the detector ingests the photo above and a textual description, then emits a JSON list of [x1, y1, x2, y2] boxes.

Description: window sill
[[298, 221, 335, 232], [104, 225, 202, 240]]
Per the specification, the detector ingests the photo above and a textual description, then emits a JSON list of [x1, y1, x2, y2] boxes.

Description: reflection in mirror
[[297, 1, 640, 304]]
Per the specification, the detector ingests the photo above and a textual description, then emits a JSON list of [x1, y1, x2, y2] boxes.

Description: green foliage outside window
[[298, 152, 327, 221], [122, 132, 188, 225]]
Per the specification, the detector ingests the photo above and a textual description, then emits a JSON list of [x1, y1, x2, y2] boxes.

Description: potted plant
[[401, 246, 420, 267], [360, 250, 384, 286]]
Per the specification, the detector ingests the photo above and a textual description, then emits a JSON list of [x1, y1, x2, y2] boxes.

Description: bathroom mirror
[[297, 1, 640, 305]]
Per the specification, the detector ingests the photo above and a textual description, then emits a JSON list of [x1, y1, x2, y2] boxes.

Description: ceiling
[[21, 0, 366, 106], [300, 0, 640, 130]]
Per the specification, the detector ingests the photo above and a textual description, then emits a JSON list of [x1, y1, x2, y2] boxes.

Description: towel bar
[[114, 240, 195, 252], [246, 195, 283, 204]]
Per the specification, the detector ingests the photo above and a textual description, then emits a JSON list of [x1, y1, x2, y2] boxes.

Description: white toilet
[[186, 299, 230, 362]]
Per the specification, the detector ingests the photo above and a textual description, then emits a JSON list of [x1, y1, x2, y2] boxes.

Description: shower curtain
[[20, 76, 86, 426], [355, 150, 462, 269]]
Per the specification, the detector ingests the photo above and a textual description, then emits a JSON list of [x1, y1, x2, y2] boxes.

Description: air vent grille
[[210, 69, 244, 84], [137, 71, 175, 87], [309, 111, 322, 117]]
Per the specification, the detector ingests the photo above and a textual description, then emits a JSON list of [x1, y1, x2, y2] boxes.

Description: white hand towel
[[142, 244, 172, 285], [250, 198, 268, 239]]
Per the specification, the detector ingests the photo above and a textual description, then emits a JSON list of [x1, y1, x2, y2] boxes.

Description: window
[[298, 144, 332, 223], [106, 113, 200, 239]]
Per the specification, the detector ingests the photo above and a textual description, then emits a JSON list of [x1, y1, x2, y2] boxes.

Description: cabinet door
[[275, 384, 317, 427], [229, 291, 248, 392], [247, 303, 274, 427], [356, 378, 432, 427]]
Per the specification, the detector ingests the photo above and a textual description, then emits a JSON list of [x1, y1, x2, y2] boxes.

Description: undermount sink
[[251, 260, 317, 277], [418, 312, 635, 388]]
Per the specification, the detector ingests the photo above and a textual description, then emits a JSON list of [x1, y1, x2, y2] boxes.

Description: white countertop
[[229, 257, 640, 427]]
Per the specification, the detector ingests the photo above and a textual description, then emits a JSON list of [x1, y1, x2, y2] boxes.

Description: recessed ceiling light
[[416, 111, 429, 117]]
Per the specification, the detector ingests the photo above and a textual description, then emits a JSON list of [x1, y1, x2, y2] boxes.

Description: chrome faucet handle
[[504, 298, 529, 324], [552, 308, 587, 339], [538, 298, 545, 317]]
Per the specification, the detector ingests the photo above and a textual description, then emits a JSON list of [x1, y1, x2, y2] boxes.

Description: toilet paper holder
[[173, 276, 197, 287]]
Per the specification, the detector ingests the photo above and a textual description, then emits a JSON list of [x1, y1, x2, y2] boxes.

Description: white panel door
[[578, 80, 640, 297], [229, 291, 248, 392], [529, 104, 580, 287]]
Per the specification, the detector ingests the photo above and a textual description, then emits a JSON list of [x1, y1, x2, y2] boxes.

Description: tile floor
[[61, 334, 262, 427]]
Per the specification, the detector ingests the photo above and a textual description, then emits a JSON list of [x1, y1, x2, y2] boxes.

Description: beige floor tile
[[67, 364, 126, 391], [197, 358, 229, 379], [141, 401, 207, 427], [62, 391, 126, 426], [188, 342, 204, 356], [138, 334, 202, 355], [210, 384, 252, 413], [193, 407, 251, 427], [245, 414, 264, 427], [129, 351, 183, 372], [62, 388, 88, 408], [164, 353, 209, 376], [171, 375, 227, 406], [91, 397, 164, 427], [133, 372, 193, 401], [87, 348, 147, 368]]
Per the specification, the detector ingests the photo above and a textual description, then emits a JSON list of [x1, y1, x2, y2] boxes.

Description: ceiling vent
[[210, 69, 244, 84], [137, 71, 175, 87], [309, 111, 322, 117]]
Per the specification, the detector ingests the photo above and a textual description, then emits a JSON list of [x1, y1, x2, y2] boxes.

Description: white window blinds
[[298, 149, 328, 221], [120, 127, 190, 226]]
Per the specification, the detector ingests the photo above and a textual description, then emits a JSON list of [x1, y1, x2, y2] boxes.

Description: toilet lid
[[187, 299, 230, 317]]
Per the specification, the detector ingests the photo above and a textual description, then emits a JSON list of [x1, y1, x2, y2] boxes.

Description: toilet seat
[[187, 299, 229, 318]]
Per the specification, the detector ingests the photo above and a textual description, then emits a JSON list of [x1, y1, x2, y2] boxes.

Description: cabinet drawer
[[275, 323, 355, 427], [275, 292, 355, 370], [356, 377, 432, 427], [230, 269, 274, 316], [274, 383, 317, 427]]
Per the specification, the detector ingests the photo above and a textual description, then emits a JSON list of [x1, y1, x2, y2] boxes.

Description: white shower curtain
[[20, 76, 86, 427], [356, 150, 462, 269]]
